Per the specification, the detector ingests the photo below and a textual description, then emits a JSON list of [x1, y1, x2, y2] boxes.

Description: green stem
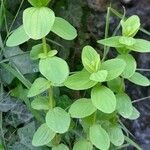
[[42, 37, 48, 55], [102, 7, 110, 61], [48, 87, 54, 109], [93, 111, 97, 124]]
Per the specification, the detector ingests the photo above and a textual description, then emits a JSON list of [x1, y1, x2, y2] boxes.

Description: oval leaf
[[39, 57, 69, 84], [82, 45, 100, 73], [118, 54, 136, 78], [32, 123, 56, 146], [101, 58, 126, 81], [128, 72, 150, 86], [73, 139, 93, 150], [89, 124, 110, 150], [31, 97, 50, 110], [64, 70, 97, 90], [28, 77, 50, 98], [116, 93, 133, 118], [121, 15, 140, 37], [51, 17, 77, 40], [108, 125, 124, 146], [128, 107, 140, 120], [107, 77, 125, 93], [128, 39, 150, 53], [69, 98, 97, 118], [91, 85, 116, 113], [90, 70, 108, 82], [6, 25, 30, 47], [97, 36, 123, 48], [52, 144, 69, 150], [46, 107, 71, 133], [23, 7, 55, 39]]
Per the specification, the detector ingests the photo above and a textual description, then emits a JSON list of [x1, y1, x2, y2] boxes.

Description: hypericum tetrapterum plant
[[6, 1, 150, 149]]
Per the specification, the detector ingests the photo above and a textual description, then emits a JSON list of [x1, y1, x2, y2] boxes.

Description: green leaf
[[97, 36, 123, 48], [27, 77, 50, 97], [128, 72, 150, 86], [107, 77, 125, 93], [91, 85, 116, 113], [30, 44, 43, 60], [82, 45, 100, 73], [31, 97, 50, 110], [128, 39, 150, 53], [117, 54, 136, 78], [52, 144, 69, 150], [46, 107, 71, 133], [73, 139, 93, 150], [32, 123, 56, 147], [90, 70, 108, 82], [119, 36, 136, 46], [121, 15, 140, 37], [51, 17, 77, 40], [6, 25, 30, 47], [128, 107, 140, 120], [39, 57, 69, 84], [30, 44, 50, 60], [69, 98, 97, 118], [89, 124, 110, 150], [108, 125, 124, 146], [23, 7, 55, 39], [28, 0, 50, 7], [101, 58, 126, 81], [116, 93, 133, 118], [64, 70, 97, 90]]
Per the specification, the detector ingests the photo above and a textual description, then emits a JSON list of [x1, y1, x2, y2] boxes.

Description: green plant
[[6, 1, 150, 150]]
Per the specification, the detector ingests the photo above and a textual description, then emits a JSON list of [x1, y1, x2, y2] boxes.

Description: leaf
[[89, 124, 110, 150], [28, 0, 50, 7], [119, 36, 136, 46], [69, 98, 97, 118], [73, 139, 93, 150], [30, 44, 43, 60], [46, 107, 71, 133], [39, 57, 69, 84], [27, 77, 50, 98], [101, 58, 126, 81], [128, 107, 140, 120], [52, 144, 69, 150], [31, 97, 50, 110], [128, 72, 150, 86], [107, 77, 125, 93], [64, 70, 97, 90], [108, 125, 124, 146], [6, 25, 30, 47], [82, 45, 100, 73], [51, 17, 77, 40], [23, 7, 55, 39], [128, 39, 150, 53], [90, 70, 108, 82], [32, 123, 56, 147], [121, 15, 140, 37], [116, 93, 133, 118], [97, 36, 123, 48], [91, 85, 116, 113], [117, 54, 136, 78]]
